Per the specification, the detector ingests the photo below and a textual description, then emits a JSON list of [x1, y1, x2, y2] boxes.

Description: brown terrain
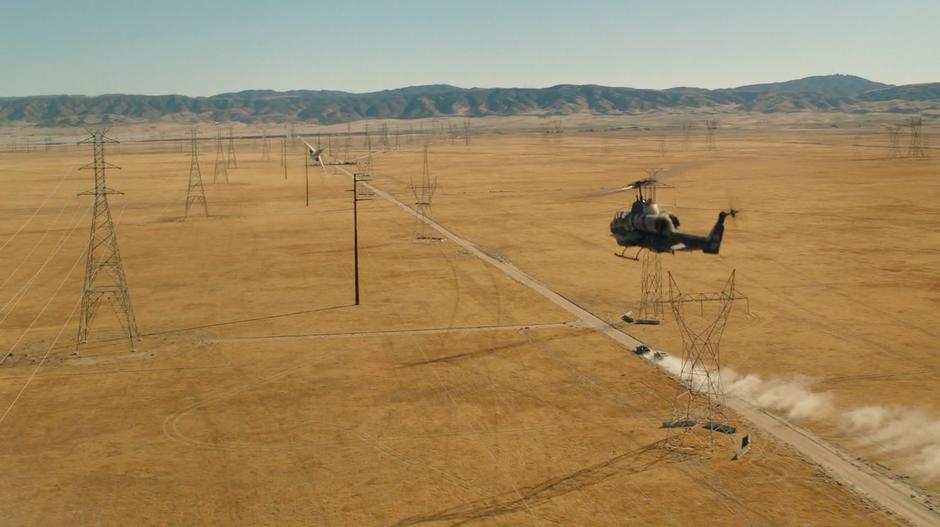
[[0, 113, 937, 525]]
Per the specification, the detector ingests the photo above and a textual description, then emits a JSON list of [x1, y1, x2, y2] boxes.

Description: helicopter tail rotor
[[724, 192, 744, 222]]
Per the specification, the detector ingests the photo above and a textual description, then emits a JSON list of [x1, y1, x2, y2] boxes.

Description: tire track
[[433, 244, 621, 525], [207, 322, 576, 344]]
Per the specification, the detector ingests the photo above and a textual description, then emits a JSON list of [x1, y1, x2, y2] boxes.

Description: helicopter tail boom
[[702, 211, 730, 254]]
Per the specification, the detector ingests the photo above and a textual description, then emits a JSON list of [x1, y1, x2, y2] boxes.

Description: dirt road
[[345, 168, 940, 527]]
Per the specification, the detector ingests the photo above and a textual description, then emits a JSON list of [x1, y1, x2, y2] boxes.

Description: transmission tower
[[280, 137, 287, 179], [75, 129, 140, 351], [428, 119, 439, 144], [184, 129, 208, 219], [662, 271, 739, 446], [261, 128, 271, 161], [380, 122, 390, 148], [464, 120, 471, 146], [411, 145, 440, 241], [344, 123, 351, 161], [213, 127, 228, 183], [226, 127, 238, 168], [704, 120, 718, 150], [888, 126, 902, 158], [908, 117, 929, 159], [682, 121, 692, 150], [638, 251, 663, 320]]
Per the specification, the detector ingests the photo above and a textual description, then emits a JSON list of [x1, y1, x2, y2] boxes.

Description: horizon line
[[1, 73, 928, 100]]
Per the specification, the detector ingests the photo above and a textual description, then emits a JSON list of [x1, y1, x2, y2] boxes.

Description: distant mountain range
[[1, 74, 937, 127]]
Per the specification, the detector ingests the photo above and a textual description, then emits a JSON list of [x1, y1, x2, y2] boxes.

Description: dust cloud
[[645, 350, 940, 480], [844, 406, 940, 481]]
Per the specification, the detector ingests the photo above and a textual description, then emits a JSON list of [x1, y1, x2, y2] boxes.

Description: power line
[[0, 201, 127, 368], [0, 172, 69, 255], [0, 202, 87, 324], [0, 197, 73, 292], [0, 228, 89, 366], [0, 292, 81, 425]]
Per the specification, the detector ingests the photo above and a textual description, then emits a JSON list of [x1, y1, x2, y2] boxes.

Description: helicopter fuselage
[[610, 198, 727, 255]]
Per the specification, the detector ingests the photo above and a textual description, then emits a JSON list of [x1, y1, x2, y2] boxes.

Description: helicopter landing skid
[[614, 248, 643, 261]]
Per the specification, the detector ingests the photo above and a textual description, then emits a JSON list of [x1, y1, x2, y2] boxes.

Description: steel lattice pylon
[[280, 137, 287, 179], [411, 145, 439, 240], [704, 120, 718, 150], [908, 117, 929, 160], [664, 270, 737, 444], [380, 122, 390, 148], [226, 127, 238, 168], [889, 126, 902, 158], [185, 129, 208, 219], [638, 251, 663, 320], [261, 128, 271, 161], [213, 127, 228, 183], [76, 130, 140, 351]]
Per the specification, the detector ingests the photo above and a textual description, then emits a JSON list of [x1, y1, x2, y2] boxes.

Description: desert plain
[[0, 113, 938, 525]]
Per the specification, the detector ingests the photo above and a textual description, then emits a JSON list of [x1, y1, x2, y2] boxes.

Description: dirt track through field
[[338, 166, 940, 527], [207, 321, 579, 343]]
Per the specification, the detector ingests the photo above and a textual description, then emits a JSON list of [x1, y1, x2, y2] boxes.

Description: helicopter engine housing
[[611, 210, 678, 236]]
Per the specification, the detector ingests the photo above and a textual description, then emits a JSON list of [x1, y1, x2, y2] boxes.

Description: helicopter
[[607, 177, 736, 260]]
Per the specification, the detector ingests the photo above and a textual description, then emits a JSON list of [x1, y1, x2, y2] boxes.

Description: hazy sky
[[2, 0, 938, 97]]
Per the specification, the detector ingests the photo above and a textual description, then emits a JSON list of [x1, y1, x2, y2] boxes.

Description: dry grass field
[[0, 115, 936, 525]]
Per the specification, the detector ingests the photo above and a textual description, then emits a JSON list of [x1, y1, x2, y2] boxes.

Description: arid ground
[[0, 114, 936, 525]]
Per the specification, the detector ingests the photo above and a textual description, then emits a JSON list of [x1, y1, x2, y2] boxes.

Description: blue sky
[[2, 0, 938, 97]]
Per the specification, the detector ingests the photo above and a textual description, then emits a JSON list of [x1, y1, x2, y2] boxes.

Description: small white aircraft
[[300, 137, 374, 168]]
